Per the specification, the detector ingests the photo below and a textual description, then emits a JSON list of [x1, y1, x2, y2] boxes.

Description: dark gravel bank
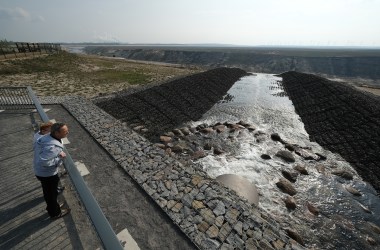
[[95, 67, 249, 140], [281, 71, 380, 193]]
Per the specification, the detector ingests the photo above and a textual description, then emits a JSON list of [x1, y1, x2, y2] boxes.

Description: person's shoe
[[50, 208, 71, 220], [57, 186, 65, 194]]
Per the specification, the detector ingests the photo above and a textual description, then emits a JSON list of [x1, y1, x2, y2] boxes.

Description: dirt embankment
[[281, 71, 380, 193], [84, 46, 380, 84], [95, 67, 249, 141]]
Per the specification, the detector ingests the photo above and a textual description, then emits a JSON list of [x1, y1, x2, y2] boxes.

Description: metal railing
[[0, 42, 61, 59], [0, 87, 123, 250], [0, 87, 35, 110]]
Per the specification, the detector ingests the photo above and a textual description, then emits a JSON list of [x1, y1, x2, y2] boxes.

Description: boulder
[[172, 129, 184, 136], [160, 135, 172, 143], [204, 143, 212, 150], [216, 174, 259, 205], [285, 228, 305, 246], [172, 145, 184, 153], [295, 148, 319, 160], [315, 165, 326, 174], [261, 154, 271, 160], [214, 124, 226, 133], [276, 150, 295, 163], [214, 147, 224, 155], [133, 125, 144, 132], [284, 196, 297, 210], [229, 124, 245, 130], [192, 150, 206, 160], [237, 120, 250, 127], [180, 127, 191, 135], [247, 125, 256, 131], [285, 143, 296, 151], [201, 127, 214, 134], [276, 178, 297, 196], [307, 202, 319, 215], [345, 185, 362, 196], [271, 133, 283, 142], [154, 143, 166, 149], [332, 169, 354, 180], [282, 170, 298, 183], [164, 131, 175, 137], [294, 164, 309, 175]]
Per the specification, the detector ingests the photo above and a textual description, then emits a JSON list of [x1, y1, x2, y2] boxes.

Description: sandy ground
[[0, 53, 202, 98]]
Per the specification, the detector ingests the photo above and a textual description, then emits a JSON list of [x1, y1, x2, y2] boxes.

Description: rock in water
[[345, 185, 362, 196], [216, 174, 259, 206], [284, 196, 297, 210], [276, 150, 295, 163], [285, 228, 305, 246], [332, 169, 354, 180], [281, 169, 298, 183], [276, 178, 297, 196], [294, 164, 309, 175]]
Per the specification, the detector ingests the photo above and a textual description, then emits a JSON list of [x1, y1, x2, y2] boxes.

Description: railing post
[[0, 46, 6, 59]]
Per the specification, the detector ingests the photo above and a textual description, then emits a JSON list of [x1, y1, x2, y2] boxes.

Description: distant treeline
[[0, 40, 61, 59]]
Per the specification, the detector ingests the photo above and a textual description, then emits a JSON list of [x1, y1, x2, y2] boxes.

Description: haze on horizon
[[1, 0, 379, 47]]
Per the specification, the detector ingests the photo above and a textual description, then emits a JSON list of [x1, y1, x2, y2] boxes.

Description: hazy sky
[[1, 0, 379, 46]]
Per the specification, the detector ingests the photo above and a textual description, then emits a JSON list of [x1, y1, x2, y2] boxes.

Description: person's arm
[[39, 145, 64, 167]]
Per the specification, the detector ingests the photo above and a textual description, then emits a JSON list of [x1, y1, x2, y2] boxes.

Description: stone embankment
[[281, 71, 380, 194], [95, 67, 249, 141]]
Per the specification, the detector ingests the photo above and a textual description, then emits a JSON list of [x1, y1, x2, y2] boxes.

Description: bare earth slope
[[281, 71, 380, 193]]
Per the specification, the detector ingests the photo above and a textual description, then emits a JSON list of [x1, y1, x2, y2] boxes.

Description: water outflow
[[193, 73, 380, 249]]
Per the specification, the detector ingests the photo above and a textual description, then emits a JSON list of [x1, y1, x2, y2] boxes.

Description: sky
[[0, 0, 380, 46]]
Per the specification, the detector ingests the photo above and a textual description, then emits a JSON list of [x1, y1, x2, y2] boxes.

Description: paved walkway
[[0, 109, 89, 249], [0, 106, 196, 249]]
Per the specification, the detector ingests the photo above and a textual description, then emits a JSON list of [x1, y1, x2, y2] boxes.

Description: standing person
[[33, 121, 65, 194], [34, 122, 70, 219], [33, 121, 53, 144]]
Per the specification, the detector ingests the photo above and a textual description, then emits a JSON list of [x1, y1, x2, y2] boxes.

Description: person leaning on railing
[[33, 122, 71, 219]]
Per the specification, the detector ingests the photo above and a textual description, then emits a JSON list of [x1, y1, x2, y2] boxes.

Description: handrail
[[26, 87, 124, 250]]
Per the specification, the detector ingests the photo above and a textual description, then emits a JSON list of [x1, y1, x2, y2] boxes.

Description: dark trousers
[[36, 174, 61, 217]]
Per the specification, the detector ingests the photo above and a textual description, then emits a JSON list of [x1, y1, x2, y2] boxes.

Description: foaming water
[[192, 73, 380, 248]]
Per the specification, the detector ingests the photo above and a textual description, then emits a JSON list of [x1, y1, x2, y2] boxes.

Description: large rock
[[275, 150, 295, 163], [332, 169, 354, 180], [284, 196, 297, 210], [281, 170, 298, 183], [294, 164, 309, 175], [216, 174, 259, 206], [160, 135, 172, 143], [276, 178, 297, 196]]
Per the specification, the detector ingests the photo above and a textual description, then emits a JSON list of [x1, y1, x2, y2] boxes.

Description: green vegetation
[[93, 69, 149, 85], [0, 51, 201, 97]]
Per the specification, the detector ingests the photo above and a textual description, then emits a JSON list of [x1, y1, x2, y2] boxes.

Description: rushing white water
[[191, 73, 380, 248]]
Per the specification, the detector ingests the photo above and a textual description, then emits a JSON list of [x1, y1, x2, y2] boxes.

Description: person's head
[[51, 123, 69, 139], [39, 121, 53, 135]]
